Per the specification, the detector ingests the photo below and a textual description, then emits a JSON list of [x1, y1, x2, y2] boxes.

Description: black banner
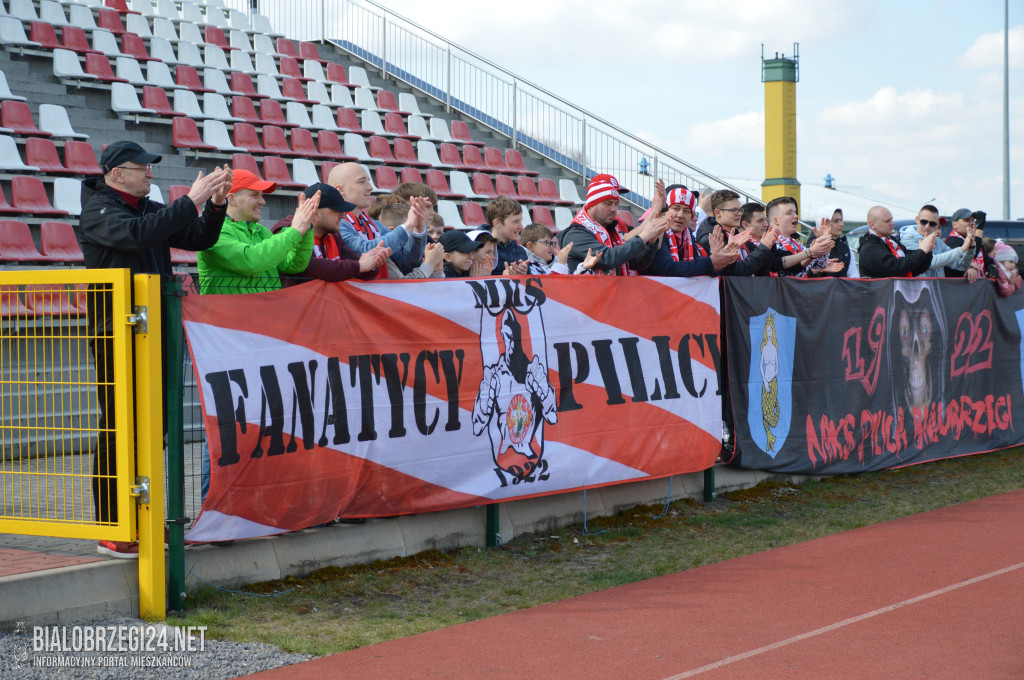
[[724, 277, 1023, 473]]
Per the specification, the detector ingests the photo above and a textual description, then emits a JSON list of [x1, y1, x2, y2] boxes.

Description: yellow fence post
[[132, 274, 166, 621]]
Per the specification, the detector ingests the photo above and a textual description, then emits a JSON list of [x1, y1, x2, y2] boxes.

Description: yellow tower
[[761, 44, 800, 206]]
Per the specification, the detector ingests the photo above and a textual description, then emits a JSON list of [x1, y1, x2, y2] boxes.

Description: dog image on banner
[[472, 304, 557, 482], [747, 309, 796, 458]]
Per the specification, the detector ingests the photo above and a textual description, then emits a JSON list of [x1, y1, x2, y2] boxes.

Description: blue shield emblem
[[746, 309, 796, 458]]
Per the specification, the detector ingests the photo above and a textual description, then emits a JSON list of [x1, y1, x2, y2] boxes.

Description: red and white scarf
[[950, 228, 985, 269], [572, 207, 634, 276], [345, 210, 388, 279], [313, 234, 341, 260], [870, 228, 913, 278], [667, 227, 705, 262]]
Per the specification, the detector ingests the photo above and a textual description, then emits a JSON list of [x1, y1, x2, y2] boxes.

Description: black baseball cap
[[303, 182, 356, 213], [439, 230, 484, 254], [100, 141, 162, 174]]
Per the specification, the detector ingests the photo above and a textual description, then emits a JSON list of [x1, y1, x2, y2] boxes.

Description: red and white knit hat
[[666, 187, 697, 212], [584, 173, 626, 211]]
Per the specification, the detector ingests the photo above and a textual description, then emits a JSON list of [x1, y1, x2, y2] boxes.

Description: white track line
[[663, 560, 1024, 680]]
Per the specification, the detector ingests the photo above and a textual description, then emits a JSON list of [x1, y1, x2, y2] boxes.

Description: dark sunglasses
[[918, 219, 938, 227]]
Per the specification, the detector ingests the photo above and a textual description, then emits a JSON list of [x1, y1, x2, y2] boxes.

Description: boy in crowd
[[440, 230, 484, 278], [427, 213, 445, 242], [486, 195, 529, 275], [522, 223, 571, 274], [469, 230, 499, 277], [378, 201, 445, 278]]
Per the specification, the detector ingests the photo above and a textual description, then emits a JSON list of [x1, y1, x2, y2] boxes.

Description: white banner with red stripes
[[182, 275, 722, 542]]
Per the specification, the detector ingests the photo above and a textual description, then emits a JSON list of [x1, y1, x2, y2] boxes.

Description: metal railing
[[234, 0, 760, 209]]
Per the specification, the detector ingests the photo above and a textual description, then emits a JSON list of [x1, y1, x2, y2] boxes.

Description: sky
[[359, 0, 1022, 220]]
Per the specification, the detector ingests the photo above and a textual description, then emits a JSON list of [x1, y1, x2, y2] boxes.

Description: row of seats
[[1, 219, 82, 262], [0, 283, 87, 317], [0, 136, 101, 175]]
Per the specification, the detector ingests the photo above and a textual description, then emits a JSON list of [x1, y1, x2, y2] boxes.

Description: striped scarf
[[572, 207, 635, 276], [667, 228, 705, 262], [344, 210, 388, 279]]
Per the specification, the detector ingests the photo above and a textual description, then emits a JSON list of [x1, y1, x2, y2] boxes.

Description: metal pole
[[381, 14, 387, 78], [1003, 0, 1010, 219], [485, 503, 500, 547], [512, 78, 518, 149], [164, 278, 187, 612], [703, 467, 715, 502], [446, 46, 451, 113]]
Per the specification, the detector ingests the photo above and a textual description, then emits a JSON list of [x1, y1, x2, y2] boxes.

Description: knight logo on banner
[[747, 309, 796, 458], [472, 305, 557, 484]]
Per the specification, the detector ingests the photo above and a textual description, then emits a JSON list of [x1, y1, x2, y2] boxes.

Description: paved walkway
[[243, 489, 1024, 680]]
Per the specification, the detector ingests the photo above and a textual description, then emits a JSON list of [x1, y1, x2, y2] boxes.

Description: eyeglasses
[[116, 164, 152, 172], [534, 239, 558, 247], [717, 207, 743, 215], [918, 219, 938, 227]]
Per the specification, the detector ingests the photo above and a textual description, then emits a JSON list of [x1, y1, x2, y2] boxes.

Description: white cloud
[[956, 25, 1024, 70]]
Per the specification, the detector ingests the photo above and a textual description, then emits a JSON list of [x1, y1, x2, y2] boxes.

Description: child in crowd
[[427, 213, 445, 242], [378, 202, 444, 278], [467, 230, 498, 277], [439, 230, 484, 278], [991, 241, 1022, 297], [485, 195, 529, 275], [368, 193, 406, 222], [521, 223, 602, 275]]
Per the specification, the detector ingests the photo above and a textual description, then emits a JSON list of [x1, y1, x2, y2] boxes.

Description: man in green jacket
[[197, 170, 318, 294]]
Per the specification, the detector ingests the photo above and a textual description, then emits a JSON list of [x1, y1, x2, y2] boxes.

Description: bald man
[[858, 205, 934, 278], [327, 163, 427, 277]]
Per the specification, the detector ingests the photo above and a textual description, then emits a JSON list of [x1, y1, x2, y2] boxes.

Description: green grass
[[168, 448, 1024, 656]]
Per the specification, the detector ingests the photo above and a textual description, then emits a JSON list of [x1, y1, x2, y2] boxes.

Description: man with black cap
[[272, 182, 392, 284], [556, 173, 668, 275], [944, 208, 985, 281], [78, 141, 232, 558], [440, 230, 485, 278], [197, 169, 317, 294]]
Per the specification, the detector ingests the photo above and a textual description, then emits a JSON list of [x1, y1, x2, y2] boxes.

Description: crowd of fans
[[74, 142, 1014, 556]]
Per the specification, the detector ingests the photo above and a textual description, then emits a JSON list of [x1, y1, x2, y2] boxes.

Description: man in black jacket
[[78, 140, 231, 558], [858, 205, 935, 278]]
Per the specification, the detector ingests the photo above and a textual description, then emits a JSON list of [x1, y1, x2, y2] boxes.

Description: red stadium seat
[[461, 146, 487, 172], [97, 9, 127, 35], [494, 175, 520, 200], [326, 63, 356, 89], [531, 206, 556, 230], [298, 41, 329, 65], [257, 99, 292, 128], [230, 153, 261, 177], [11, 177, 68, 216], [61, 27, 101, 55], [2, 101, 51, 137], [439, 143, 470, 170], [0, 286, 35, 317], [30, 22, 62, 50], [175, 65, 213, 93], [367, 136, 395, 164], [142, 87, 182, 117], [24, 284, 82, 315], [230, 72, 268, 100], [320, 161, 338, 184], [172, 117, 216, 150], [399, 168, 423, 184], [262, 156, 302, 188], [205, 26, 233, 51], [168, 185, 190, 203], [538, 178, 572, 206], [170, 248, 197, 264], [104, 0, 139, 14], [462, 202, 486, 228], [505, 149, 540, 177], [281, 78, 316, 104], [336, 108, 371, 136], [231, 96, 262, 124], [40, 222, 84, 263], [316, 130, 356, 160], [374, 166, 399, 192], [279, 56, 310, 82], [232, 123, 264, 153], [121, 33, 155, 61], [425, 169, 464, 200], [485, 147, 516, 175], [291, 128, 329, 158], [472, 173, 497, 199], [451, 120, 485, 147], [84, 54, 128, 83], [276, 38, 298, 59], [261, 126, 293, 156], [0, 186, 20, 214], [516, 176, 543, 204], [393, 138, 430, 168], [64, 142, 103, 175], [384, 112, 419, 140], [25, 138, 69, 174], [617, 210, 636, 231], [0, 221, 46, 262], [377, 91, 410, 116]]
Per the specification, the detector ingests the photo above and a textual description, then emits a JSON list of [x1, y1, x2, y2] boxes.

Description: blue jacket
[[339, 212, 427, 274], [491, 239, 530, 274], [898, 225, 971, 277]]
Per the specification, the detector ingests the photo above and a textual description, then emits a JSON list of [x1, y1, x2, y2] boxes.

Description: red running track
[[244, 489, 1024, 680]]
